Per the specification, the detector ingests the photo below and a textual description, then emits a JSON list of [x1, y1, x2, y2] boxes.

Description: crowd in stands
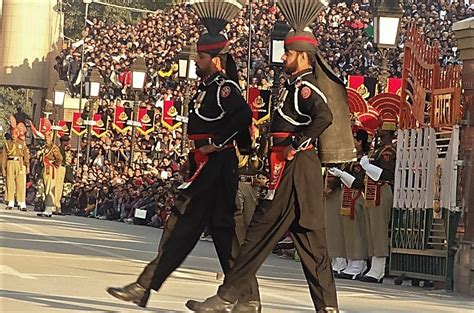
[[54, 0, 471, 98], [47, 0, 472, 226], [66, 128, 185, 226]]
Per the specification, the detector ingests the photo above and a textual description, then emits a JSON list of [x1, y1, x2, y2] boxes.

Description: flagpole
[[246, 0, 253, 103]]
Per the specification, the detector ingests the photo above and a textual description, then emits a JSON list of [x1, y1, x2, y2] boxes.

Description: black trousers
[[217, 164, 338, 310], [136, 150, 259, 301]]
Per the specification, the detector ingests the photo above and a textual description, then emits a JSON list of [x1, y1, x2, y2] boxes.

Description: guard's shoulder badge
[[382, 150, 393, 162], [354, 164, 362, 173], [300, 86, 312, 99], [220, 86, 232, 98]]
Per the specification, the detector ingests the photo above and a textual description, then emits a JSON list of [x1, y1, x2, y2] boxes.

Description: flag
[[30, 122, 45, 140], [161, 99, 183, 131], [72, 112, 87, 136], [248, 88, 271, 125], [137, 108, 155, 136], [72, 39, 84, 49], [92, 114, 109, 138], [113, 106, 132, 134], [31, 117, 55, 139], [386, 78, 402, 95], [348, 75, 377, 100], [56, 120, 72, 138]]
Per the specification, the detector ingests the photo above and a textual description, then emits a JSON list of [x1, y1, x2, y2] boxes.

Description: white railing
[[394, 126, 461, 213]]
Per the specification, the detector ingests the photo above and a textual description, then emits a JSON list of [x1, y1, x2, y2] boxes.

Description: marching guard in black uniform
[[106, 0, 260, 309], [186, 1, 340, 312]]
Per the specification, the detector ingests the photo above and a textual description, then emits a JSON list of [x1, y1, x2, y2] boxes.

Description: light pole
[[128, 57, 147, 167], [269, 21, 290, 104], [52, 80, 67, 141], [53, 80, 67, 107], [177, 45, 198, 155], [373, 0, 403, 92], [246, 0, 254, 102], [76, 0, 94, 162], [268, 21, 290, 125], [84, 68, 102, 164]]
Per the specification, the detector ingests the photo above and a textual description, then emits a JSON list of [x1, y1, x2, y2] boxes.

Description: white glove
[[359, 156, 370, 170], [328, 167, 343, 177], [359, 156, 383, 181], [329, 167, 355, 188]]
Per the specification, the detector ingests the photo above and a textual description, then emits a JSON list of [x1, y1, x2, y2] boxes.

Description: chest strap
[[194, 77, 241, 122]]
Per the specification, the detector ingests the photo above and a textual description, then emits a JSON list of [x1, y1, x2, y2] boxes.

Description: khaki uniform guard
[[38, 132, 63, 217], [328, 129, 372, 280], [53, 136, 70, 214], [2, 129, 30, 210]]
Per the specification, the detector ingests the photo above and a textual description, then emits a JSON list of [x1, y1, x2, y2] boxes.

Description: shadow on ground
[[0, 289, 182, 312]]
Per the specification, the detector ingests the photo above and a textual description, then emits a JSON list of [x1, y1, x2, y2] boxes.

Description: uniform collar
[[202, 71, 224, 86], [288, 68, 313, 85]]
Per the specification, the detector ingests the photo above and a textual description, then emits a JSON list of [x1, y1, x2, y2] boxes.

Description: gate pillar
[[453, 17, 474, 297]]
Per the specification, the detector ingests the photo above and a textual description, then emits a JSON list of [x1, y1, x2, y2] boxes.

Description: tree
[[63, 0, 172, 39], [0, 87, 33, 147]]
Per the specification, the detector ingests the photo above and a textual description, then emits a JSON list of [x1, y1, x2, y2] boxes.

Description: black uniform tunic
[[270, 68, 333, 230], [188, 73, 251, 148]]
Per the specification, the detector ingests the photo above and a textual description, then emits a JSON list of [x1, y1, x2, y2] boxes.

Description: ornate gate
[[390, 26, 463, 288]]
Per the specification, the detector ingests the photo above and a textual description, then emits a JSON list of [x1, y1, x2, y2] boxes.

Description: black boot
[[358, 275, 383, 284], [37, 212, 52, 217], [185, 295, 235, 312], [337, 272, 360, 280], [234, 300, 261, 313], [106, 283, 150, 308], [317, 307, 339, 313]]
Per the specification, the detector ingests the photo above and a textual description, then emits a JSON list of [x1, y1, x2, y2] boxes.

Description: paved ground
[[1, 207, 473, 313]]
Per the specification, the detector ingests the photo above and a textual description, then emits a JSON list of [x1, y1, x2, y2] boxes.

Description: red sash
[[188, 134, 215, 141], [177, 143, 234, 190], [178, 150, 209, 190], [265, 133, 297, 200], [264, 143, 315, 200], [178, 133, 214, 190], [44, 156, 56, 179], [265, 146, 287, 200], [270, 132, 296, 138], [342, 187, 362, 219]]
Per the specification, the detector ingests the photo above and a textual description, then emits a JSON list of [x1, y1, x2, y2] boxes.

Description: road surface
[[1, 208, 472, 312]]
